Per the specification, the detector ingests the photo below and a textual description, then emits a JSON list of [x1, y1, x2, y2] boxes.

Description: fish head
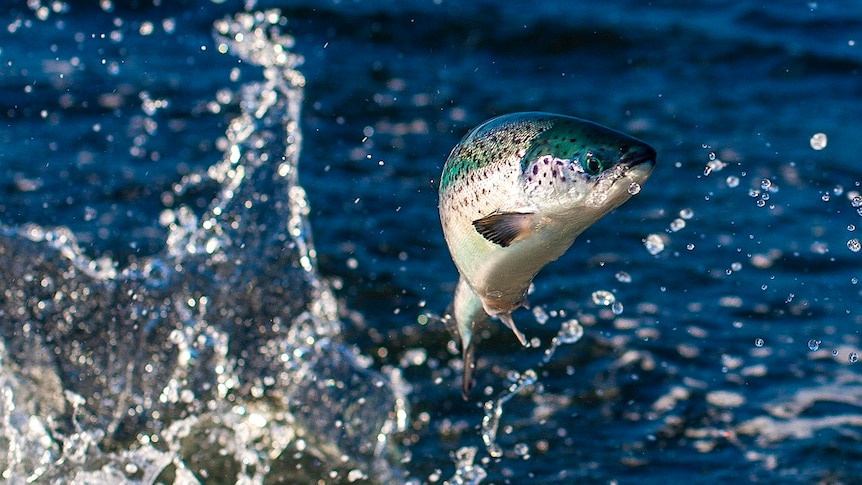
[[521, 116, 656, 224]]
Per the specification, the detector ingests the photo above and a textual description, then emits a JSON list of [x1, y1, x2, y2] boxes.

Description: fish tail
[[447, 276, 488, 398], [460, 339, 475, 399]]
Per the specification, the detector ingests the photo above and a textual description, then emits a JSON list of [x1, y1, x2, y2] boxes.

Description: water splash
[[542, 318, 585, 364], [0, 9, 407, 484], [480, 369, 538, 459], [444, 447, 487, 485]]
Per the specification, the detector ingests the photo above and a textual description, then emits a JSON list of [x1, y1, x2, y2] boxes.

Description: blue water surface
[[2, 1, 862, 483]]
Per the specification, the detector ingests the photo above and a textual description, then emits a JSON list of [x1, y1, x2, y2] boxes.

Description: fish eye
[[582, 152, 603, 175]]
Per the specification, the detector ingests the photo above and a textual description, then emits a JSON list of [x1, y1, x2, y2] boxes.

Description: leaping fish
[[437, 112, 656, 397]]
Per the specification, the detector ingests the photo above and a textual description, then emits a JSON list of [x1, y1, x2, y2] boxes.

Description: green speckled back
[[439, 113, 553, 194]]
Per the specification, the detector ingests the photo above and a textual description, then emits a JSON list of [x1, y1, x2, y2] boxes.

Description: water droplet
[[807, 339, 821, 351], [686, 243, 695, 250], [853, 196, 862, 208], [809, 132, 827, 150], [347, 469, 367, 482], [615, 271, 632, 283], [848, 224, 856, 232], [756, 199, 766, 208], [708, 152, 716, 161], [834, 185, 844, 196], [726, 175, 740, 188], [591, 290, 615, 306], [848, 238, 861, 252], [832, 349, 839, 356], [557, 319, 584, 344], [627, 182, 641, 195], [754, 338, 764, 347], [821, 193, 831, 202], [669, 218, 686, 232], [513, 442, 530, 457], [704, 158, 726, 175], [612, 301, 624, 315], [760, 178, 772, 191], [644, 234, 665, 255], [850, 352, 859, 364], [679, 208, 694, 219], [532, 306, 549, 325], [731, 262, 742, 271], [853, 277, 859, 285]]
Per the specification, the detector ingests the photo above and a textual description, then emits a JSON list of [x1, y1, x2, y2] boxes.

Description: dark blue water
[[1, 1, 861, 483]]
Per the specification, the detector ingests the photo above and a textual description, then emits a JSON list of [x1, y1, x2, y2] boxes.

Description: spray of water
[[0, 9, 407, 484]]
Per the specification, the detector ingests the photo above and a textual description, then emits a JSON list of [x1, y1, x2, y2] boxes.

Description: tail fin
[[460, 339, 475, 399], [447, 277, 488, 399]]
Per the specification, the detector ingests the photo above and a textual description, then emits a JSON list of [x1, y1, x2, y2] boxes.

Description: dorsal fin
[[472, 212, 536, 247]]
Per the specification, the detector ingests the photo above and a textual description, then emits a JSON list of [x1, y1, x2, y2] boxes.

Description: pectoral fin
[[472, 212, 536, 247]]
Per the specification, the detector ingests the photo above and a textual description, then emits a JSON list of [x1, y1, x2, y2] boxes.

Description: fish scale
[[438, 112, 656, 398]]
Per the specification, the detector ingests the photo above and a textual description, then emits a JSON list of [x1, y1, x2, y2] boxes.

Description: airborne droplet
[[809, 132, 827, 150], [591, 290, 615, 306], [754, 338, 765, 347], [557, 319, 584, 344], [644, 233, 665, 255], [627, 182, 642, 195], [615, 271, 632, 283], [531, 306, 549, 325], [807, 339, 821, 351], [669, 218, 686, 232]]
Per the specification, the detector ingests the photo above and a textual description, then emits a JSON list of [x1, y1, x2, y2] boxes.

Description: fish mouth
[[620, 144, 657, 171]]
